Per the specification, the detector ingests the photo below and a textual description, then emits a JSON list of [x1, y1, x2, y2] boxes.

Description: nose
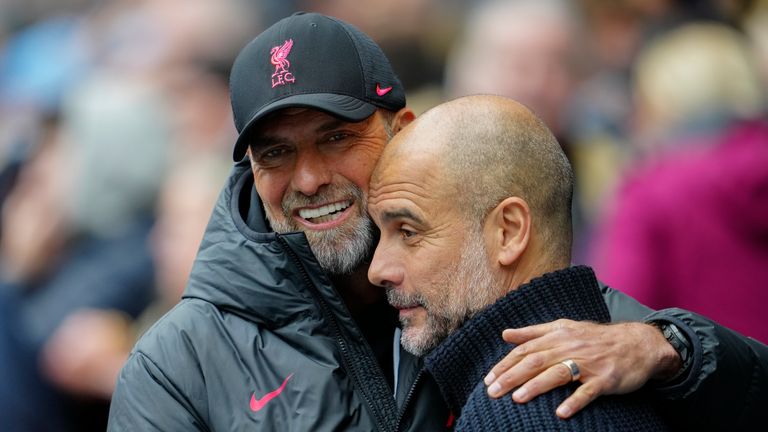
[[292, 147, 332, 196], [368, 240, 404, 289]]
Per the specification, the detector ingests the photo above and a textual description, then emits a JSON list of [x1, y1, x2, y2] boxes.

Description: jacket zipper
[[277, 234, 398, 432], [396, 368, 424, 431]]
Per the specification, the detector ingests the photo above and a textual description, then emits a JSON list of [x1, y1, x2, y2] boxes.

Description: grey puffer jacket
[[108, 162, 450, 431]]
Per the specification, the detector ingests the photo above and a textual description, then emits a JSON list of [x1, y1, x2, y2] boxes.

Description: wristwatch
[[653, 321, 693, 382]]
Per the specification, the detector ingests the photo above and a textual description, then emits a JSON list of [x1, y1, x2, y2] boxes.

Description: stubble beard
[[389, 229, 502, 357], [263, 182, 374, 275]]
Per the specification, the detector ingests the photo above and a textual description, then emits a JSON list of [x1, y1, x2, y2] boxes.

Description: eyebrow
[[315, 118, 346, 134], [379, 208, 425, 225]]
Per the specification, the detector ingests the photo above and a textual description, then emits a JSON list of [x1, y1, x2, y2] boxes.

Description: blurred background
[[0, 0, 766, 430]]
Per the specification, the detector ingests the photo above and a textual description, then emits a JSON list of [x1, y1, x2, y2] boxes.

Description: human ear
[[392, 108, 416, 132], [485, 197, 531, 266]]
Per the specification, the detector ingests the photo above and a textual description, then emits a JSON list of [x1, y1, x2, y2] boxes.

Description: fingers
[[484, 348, 523, 389], [487, 320, 653, 420], [486, 323, 576, 395], [502, 320, 565, 344], [556, 381, 602, 419], [486, 348, 560, 398], [493, 359, 604, 419], [510, 361, 575, 403]]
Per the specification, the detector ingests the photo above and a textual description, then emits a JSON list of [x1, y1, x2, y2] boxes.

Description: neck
[[502, 249, 570, 296]]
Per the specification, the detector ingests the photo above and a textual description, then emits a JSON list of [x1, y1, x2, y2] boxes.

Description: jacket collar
[[424, 266, 609, 412], [181, 161, 330, 327]]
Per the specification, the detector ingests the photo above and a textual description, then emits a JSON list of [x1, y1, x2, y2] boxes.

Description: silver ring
[[561, 359, 581, 381]]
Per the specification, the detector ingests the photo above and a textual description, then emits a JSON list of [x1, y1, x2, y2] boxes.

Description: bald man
[[367, 95, 668, 430]]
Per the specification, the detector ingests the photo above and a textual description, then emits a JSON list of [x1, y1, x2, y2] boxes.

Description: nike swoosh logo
[[376, 84, 393, 96], [249, 373, 294, 412]]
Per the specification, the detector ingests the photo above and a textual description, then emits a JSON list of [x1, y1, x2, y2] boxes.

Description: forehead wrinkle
[[369, 180, 436, 204], [379, 208, 426, 225]]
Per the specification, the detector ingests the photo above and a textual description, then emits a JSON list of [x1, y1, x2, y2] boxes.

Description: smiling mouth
[[297, 200, 352, 224]]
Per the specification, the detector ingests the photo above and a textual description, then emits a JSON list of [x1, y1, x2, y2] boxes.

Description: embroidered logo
[[376, 84, 393, 96], [270, 39, 295, 88], [249, 373, 294, 412]]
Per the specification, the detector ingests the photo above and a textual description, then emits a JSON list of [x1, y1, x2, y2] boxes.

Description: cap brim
[[232, 93, 377, 161]]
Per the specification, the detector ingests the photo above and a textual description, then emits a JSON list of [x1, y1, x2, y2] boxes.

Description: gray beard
[[389, 230, 501, 357], [263, 182, 374, 275]]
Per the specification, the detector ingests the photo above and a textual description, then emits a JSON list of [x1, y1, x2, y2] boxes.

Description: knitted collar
[[424, 265, 609, 413]]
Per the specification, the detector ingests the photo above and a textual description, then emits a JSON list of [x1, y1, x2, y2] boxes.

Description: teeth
[[298, 201, 351, 220]]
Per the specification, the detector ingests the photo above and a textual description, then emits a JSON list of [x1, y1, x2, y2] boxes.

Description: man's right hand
[[483, 319, 682, 418]]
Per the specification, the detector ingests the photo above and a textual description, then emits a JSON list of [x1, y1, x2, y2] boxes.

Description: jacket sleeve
[[108, 351, 209, 432], [643, 307, 768, 428], [602, 284, 768, 427]]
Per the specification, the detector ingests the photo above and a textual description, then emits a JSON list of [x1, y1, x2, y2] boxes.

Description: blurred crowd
[[0, 0, 766, 430]]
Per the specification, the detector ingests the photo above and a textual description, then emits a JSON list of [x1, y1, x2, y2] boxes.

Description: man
[[108, 12, 768, 431], [368, 94, 669, 430], [108, 13, 446, 431]]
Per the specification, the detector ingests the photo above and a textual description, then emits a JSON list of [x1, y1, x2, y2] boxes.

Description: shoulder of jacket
[[134, 298, 263, 356]]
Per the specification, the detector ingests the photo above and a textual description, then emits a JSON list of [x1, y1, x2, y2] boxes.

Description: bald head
[[374, 95, 574, 264]]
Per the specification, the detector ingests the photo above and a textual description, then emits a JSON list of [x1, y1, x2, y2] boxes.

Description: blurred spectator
[[591, 23, 768, 343], [746, 0, 768, 89], [307, 0, 448, 92], [304, 0, 454, 115], [444, 0, 598, 260], [163, 62, 238, 156], [0, 1, 252, 429], [564, 0, 645, 230], [83, 0, 256, 75], [565, 0, 754, 228], [63, 74, 171, 237], [445, 0, 584, 136], [0, 15, 89, 112], [0, 73, 170, 430], [41, 157, 228, 399], [0, 122, 74, 431]]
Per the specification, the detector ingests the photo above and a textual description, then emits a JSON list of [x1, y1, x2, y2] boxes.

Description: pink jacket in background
[[592, 121, 768, 343]]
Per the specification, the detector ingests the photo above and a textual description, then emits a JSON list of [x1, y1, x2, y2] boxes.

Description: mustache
[[280, 182, 366, 216], [386, 288, 425, 309]]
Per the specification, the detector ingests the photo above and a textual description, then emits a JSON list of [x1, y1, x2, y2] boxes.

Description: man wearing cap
[[108, 12, 768, 431]]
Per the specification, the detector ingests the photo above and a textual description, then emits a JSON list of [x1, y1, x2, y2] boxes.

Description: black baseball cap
[[229, 12, 406, 161]]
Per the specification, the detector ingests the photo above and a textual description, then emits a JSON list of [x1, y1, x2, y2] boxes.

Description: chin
[[401, 327, 439, 357]]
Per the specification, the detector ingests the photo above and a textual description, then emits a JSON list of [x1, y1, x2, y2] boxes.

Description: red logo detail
[[270, 39, 295, 88], [249, 373, 294, 412], [445, 411, 456, 428], [376, 84, 393, 96]]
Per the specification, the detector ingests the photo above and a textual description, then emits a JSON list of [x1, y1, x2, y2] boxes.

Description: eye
[[327, 132, 349, 142], [255, 145, 293, 167], [399, 227, 417, 240]]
